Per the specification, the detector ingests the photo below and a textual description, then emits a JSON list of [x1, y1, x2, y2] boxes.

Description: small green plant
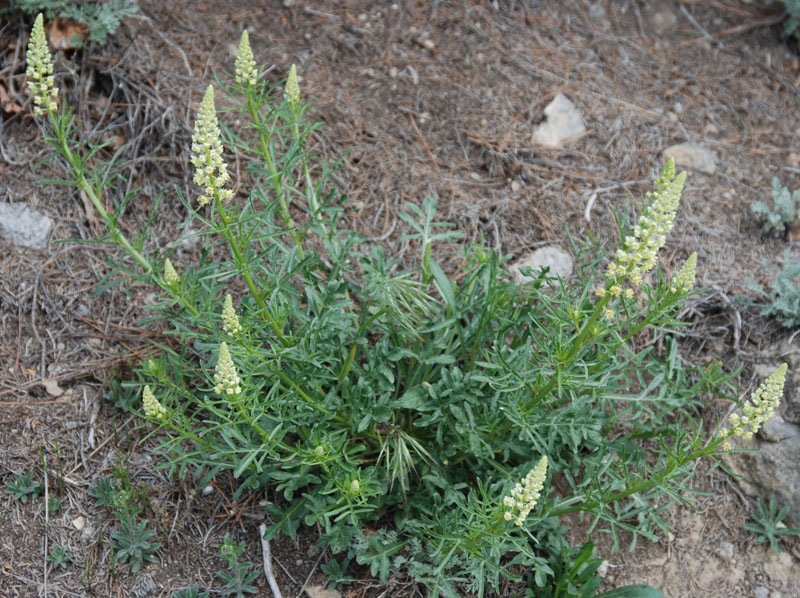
[[781, 0, 800, 38], [90, 475, 160, 573], [13, 0, 138, 45], [47, 545, 73, 570], [749, 250, 800, 327], [25, 17, 790, 596], [217, 538, 258, 598], [5, 471, 44, 503], [174, 587, 211, 598], [746, 498, 800, 553], [751, 177, 800, 236]]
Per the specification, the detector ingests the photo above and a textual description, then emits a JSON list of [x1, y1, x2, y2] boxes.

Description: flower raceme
[[605, 159, 686, 288], [26, 14, 58, 116], [285, 64, 301, 109], [214, 342, 242, 396], [141, 385, 167, 420], [221, 294, 242, 335], [671, 251, 697, 294], [503, 455, 548, 527], [190, 86, 233, 207], [163, 258, 180, 288], [234, 30, 258, 87], [722, 363, 788, 450]]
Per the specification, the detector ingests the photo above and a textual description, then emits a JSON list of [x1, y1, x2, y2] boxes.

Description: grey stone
[[509, 246, 574, 284], [755, 587, 770, 598], [0, 202, 52, 248], [662, 143, 718, 175], [532, 94, 586, 148], [722, 415, 800, 527], [306, 586, 341, 598]]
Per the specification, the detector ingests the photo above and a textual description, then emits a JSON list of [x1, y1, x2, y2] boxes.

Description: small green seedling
[[5, 471, 44, 503], [47, 545, 73, 570], [751, 177, 800, 236], [745, 498, 800, 553]]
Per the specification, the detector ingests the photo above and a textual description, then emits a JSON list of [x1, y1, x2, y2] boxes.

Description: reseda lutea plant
[[27, 15, 788, 595]]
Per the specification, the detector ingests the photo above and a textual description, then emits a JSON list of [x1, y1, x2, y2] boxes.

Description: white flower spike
[[235, 30, 258, 87], [285, 64, 300, 108], [190, 85, 233, 207], [142, 385, 167, 420], [503, 455, 548, 527], [214, 342, 242, 396], [221, 293, 242, 335], [26, 14, 58, 115]]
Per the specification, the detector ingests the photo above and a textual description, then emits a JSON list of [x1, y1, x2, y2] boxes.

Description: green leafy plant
[[90, 474, 160, 573], [25, 20, 789, 596], [174, 587, 211, 598], [217, 538, 258, 597], [745, 498, 800, 553], [13, 0, 138, 45], [5, 471, 44, 503], [47, 545, 73, 570], [749, 250, 800, 327], [751, 177, 800, 236], [781, 0, 800, 38]]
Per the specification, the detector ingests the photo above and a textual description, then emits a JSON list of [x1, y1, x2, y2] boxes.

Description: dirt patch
[[2, 1, 800, 596]]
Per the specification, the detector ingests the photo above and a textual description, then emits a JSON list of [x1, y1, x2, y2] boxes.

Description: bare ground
[[1, 1, 800, 596]]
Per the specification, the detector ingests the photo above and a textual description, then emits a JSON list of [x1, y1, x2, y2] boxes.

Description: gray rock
[[722, 415, 800, 527], [532, 94, 586, 148], [0, 202, 52, 248], [662, 143, 718, 175], [509, 246, 574, 284], [755, 587, 770, 598]]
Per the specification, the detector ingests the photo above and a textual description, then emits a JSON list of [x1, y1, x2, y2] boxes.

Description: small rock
[[715, 541, 735, 563], [306, 585, 341, 598], [43, 379, 64, 397], [704, 123, 720, 135], [282, 0, 295, 6], [469, 172, 482, 181], [755, 587, 770, 598], [596, 560, 609, 577], [71, 516, 86, 530], [202, 485, 214, 496], [510, 180, 521, 192], [532, 94, 586, 148], [509, 246, 574, 284], [770, 591, 783, 598], [764, 551, 794, 581], [0, 202, 52, 248], [662, 142, 718, 175]]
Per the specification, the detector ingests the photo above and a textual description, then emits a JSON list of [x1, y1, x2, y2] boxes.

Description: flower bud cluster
[[605, 159, 686, 287], [164, 258, 180, 287], [191, 86, 233, 207], [142, 385, 167, 420], [503, 455, 548, 527], [214, 342, 242, 396], [26, 14, 58, 116], [670, 252, 697, 294], [234, 30, 258, 87], [722, 363, 787, 451], [285, 64, 300, 108], [221, 293, 242, 335]]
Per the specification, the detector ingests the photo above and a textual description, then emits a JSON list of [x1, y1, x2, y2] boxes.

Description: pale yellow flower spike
[[724, 363, 787, 447], [221, 293, 242, 335], [235, 30, 258, 87], [190, 85, 233, 207], [164, 258, 180, 287], [503, 455, 548, 527], [606, 159, 686, 287], [285, 64, 300, 108], [670, 252, 697, 294], [26, 14, 58, 116], [142, 385, 167, 420], [214, 341, 242, 396]]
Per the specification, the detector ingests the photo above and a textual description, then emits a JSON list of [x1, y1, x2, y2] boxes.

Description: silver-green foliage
[[16, 0, 137, 45], [783, 0, 800, 38], [751, 177, 800, 235], [761, 251, 800, 327]]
